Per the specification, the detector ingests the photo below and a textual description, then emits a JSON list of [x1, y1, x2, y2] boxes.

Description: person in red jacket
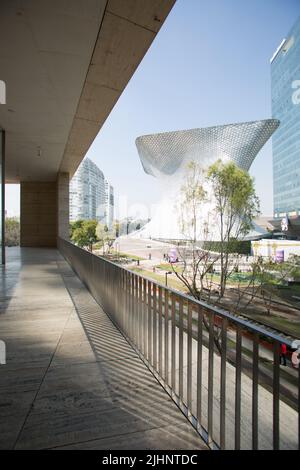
[[280, 343, 287, 366]]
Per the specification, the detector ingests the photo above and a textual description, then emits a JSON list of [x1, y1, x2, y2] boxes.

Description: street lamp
[[165, 271, 172, 287]]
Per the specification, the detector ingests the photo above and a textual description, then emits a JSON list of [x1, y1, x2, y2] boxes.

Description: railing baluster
[[179, 298, 184, 399], [197, 306, 203, 428], [187, 302, 193, 411], [128, 271, 131, 339], [164, 288, 169, 384], [132, 274, 136, 345], [235, 326, 242, 450], [207, 311, 214, 445], [153, 283, 157, 371], [252, 333, 259, 450], [273, 341, 280, 450], [158, 286, 163, 376], [135, 274, 139, 346], [143, 278, 147, 358], [131, 273, 135, 343], [298, 365, 300, 450], [139, 277, 143, 354], [148, 280, 152, 365], [125, 270, 129, 336], [136, 275, 140, 348], [171, 294, 176, 391], [220, 317, 227, 449]]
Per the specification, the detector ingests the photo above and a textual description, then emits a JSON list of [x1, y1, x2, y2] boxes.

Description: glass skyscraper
[[70, 158, 114, 227], [271, 17, 300, 218]]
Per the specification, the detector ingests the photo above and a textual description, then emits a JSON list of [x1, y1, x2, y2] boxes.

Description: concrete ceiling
[[0, 0, 176, 182]]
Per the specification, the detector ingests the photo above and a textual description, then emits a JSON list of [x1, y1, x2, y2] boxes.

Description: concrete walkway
[[0, 247, 207, 450]]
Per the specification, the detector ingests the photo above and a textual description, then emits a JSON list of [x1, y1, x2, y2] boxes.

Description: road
[[115, 236, 174, 262]]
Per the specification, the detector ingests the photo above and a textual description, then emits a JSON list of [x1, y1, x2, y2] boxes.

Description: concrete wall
[[57, 172, 69, 240], [20, 182, 57, 247]]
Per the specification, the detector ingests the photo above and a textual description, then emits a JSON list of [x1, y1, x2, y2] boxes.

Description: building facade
[[271, 17, 300, 218], [70, 158, 114, 226], [135, 120, 279, 240], [136, 120, 279, 178]]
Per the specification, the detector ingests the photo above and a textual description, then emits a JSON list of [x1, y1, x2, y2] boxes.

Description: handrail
[[59, 238, 297, 347], [58, 237, 300, 450]]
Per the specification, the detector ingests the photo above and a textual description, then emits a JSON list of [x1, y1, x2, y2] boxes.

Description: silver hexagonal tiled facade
[[136, 119, 280, 177]]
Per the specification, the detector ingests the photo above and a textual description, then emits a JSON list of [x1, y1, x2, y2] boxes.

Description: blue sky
[[6, 0, 300, 218]]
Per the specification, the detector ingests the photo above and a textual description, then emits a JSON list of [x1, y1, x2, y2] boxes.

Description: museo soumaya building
[[135, 119, 279, 240]]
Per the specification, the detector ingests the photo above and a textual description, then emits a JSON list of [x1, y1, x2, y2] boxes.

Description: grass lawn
[[158, 266, 260, 287], [156, 263, 183, 273], [246, 312, 300, 337], [213, 271, 261, 286], [108, 249, 145, 261], [130, 267, 187, 291], [272, 284, 300, 305]]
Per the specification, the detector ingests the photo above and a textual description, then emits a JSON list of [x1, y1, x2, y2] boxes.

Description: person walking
[[280, 343, 287, 366]]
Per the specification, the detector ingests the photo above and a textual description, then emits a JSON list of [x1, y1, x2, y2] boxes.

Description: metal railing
[[58, 237, 300, 450]]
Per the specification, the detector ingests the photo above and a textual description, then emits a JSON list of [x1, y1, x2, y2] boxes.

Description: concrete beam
[[59, 0, 176, 176]]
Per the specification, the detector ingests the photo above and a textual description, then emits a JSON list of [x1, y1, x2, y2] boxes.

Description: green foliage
[[262, 254, 300, 284], [96, 222, 116, 253], [70, 220, 84, 238], [71, 219, 98, 251], [5, 217, 20, 246], [207, 160, 260, 237], [207, 160, 260, 296], [203, 240, 251, 255]]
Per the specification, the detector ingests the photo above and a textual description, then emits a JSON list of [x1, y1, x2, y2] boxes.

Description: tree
[[270, 254, 300, 284], [113, 220, 120, 238], [207, 160, 260, 297], [173, 161, 219, 300], [70, 220, 83, 238], [96, 223, 115, 254], [71, 220, 98, 252], [231, 256, 274, 316], [169, 160, 260, 353], [171, 161, 222, 353], [5, 217, 20, 246], [256, 255, 300, 315]]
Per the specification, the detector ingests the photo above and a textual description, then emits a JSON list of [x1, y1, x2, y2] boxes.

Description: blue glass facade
[[271, 17, 300, 217]]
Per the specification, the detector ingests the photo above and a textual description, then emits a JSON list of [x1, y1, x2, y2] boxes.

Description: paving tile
[[0, 247, 206, 450], [54, 422, 208, 450]]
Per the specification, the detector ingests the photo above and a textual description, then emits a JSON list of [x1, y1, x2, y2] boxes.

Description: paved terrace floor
[[0, 247, 207, 450]]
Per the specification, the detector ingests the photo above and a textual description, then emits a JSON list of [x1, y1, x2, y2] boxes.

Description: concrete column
[[57, 172, 69, 241], [20, 182, 57, 247]]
